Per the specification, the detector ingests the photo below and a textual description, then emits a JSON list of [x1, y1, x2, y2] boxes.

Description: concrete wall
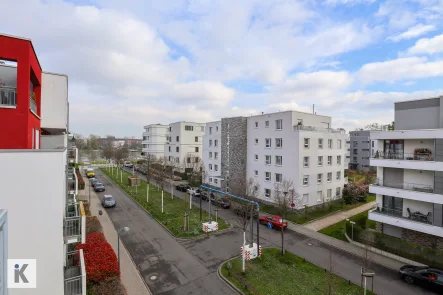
[[0, 150, 65, 295], [403, 139, 434, 155], [142, 124, 168, 158], [203, 121, 222, 187], [164, 122, 205, 165], [403, 169, 434, 187], [40, 72, 68, 132], [395, 97, 442, 130], [41, 134, 67, 149], [349, 130, 372, 171], [0, 210, 7, 295]]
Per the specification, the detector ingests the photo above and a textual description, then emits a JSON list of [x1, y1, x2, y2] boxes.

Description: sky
[[3, 0, 443, 137]]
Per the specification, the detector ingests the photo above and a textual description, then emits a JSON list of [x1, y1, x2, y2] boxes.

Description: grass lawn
[[101, 167, 230, 238], [261, 195, 376, 225], [221, 248, 373, 295], [319, 211, 376, 242]]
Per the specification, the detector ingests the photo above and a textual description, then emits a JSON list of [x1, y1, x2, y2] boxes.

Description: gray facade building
[[349, 130, 375, 172]]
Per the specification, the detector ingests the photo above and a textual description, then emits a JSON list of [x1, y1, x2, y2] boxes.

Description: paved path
[[79, 175, 152, 295], [304, 201, 376, 231]]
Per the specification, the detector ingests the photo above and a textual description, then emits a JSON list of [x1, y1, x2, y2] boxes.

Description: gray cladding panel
[[434, 204, 442, 227], [395, 107, 440, 130], [383, 168, 403, 184], [436, 139, 443, 162], [435, 171, 443, 195], [395, 98, 439, 111]]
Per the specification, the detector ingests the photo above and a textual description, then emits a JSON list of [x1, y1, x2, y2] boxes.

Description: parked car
[[188, 188, 201, 197], [102, 195, 116, 208], [201, 192, 216, 202], [399, 265, 443, 292], [91, 179, 99, 187], [124, 161, 133, 168], [86, 168, 95, 178], [234, 206, 259, 219], [89, 177, 98, 183], [176, 184, 191, 192], [259, 215, 288, 229], [94, 183, 105, 192], [212, 198, 231, 209]]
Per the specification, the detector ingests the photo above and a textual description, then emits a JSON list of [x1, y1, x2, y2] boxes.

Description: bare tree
[[114, 147, 128, 165], [273, 179, 294, 255], [144, 153, 157, 184], [153, 157, 167, 191], [233, 177, 260, 233]]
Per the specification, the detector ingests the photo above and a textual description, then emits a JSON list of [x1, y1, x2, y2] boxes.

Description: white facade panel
[[40, 72, 68, 131], [203, 121, 222, 187], [370, 185, 443, 204], [403, 169, 434, 188], [40, 134, 67, 149], [142, 124, 168, 158], [0, 150, 65, 295], [370, 158, 443, 171], [372, 129, 443, 140]]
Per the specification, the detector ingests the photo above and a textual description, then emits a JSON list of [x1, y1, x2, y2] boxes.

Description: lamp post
[[117, 227, 130, 271], [346, 218, 356, 240]]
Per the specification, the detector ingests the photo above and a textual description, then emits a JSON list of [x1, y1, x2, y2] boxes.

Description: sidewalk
[[79, 179, 152, 295], [304, 201, 376, 231]]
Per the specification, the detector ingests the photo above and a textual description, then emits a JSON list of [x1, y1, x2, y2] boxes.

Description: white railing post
[[74, 171, 78, 195], [80, 249, 87, 295]]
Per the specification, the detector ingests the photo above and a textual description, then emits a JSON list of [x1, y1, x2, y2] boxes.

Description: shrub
[[86, 232, 107, 243], [91, 277, 127, 295], [86, 216, 103, 234], [76, 169, 86, 190]]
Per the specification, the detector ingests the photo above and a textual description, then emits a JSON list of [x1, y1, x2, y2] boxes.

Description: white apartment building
[[369, 96, 443, 250], [164, 122, 205, 168], [247, 111, 346, 207], [142, 124, 168, 158], [203, 121, 222, 188]]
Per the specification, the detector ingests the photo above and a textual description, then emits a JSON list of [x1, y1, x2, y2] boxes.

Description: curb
[[217, 256, 245, 295], [99, 169, 233, 241]]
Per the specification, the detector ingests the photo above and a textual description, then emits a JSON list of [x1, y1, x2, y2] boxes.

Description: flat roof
[[248, 109, 331, 119], [0, 33, 42, 72], [394, 95, 443, 104]]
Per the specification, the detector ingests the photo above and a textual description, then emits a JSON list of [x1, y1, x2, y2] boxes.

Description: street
[[97, 167, 435, 295]]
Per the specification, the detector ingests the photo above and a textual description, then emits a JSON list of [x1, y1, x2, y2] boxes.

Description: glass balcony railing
[[0, 86, 16, 107], [371, 151, 434, 161], [64, 250, 86, 295], [370, 204, 434, 225], [372, 178, 434, 193], [30, 97, 37, 114]]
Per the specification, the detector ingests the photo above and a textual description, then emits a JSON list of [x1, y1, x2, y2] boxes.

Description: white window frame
[[209, 164, 213, 171], [328, 139, 333, 149], [318, 156, 323, 166], [276, 155, 282, 166], [318, 138, 323, 149], [328, 156, 332, 166], [304, 138, 309, 148], [303, 175, 309, 186], [317, 173, 322, 184], [254, 170, 258, 176], [337, 155, 341, 165], [303, 193, 309, 204], [336, 171, 341, 180], [265, 138, 271, 148], [265, 155, 271, 165], [303, 156, 309, 168], [276, 138, 282, 148], [337, 139, 342, 149], [275, 173, 282, 183], [265, 120, 270, 128], [264, 188, 271, 198], [275, 119, 283, 130], [209, 152, 213, 159], [336, 187, 341, 197], [327, 172, 332, 182], [327, 189, 332, 200], [214, 165, 219, 172], [265, 172, 271, 182], [215, 152, 218, 159], [214, 140, 218, 147], [255, 154, 258, 161], [185, 125, 194, 131]]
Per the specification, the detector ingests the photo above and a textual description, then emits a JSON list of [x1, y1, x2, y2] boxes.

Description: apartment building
[[142, 124, 168, 158], [203, 121, 222, 188], [247, 111, 346, 206], [369, 96, 443, 250], [349, 130, 375, 172], [0, 34, 85, 294], [164, 122, 205, 168], [345, 134, 350, 167]]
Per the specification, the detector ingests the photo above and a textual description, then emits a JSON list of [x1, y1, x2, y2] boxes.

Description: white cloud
[[324, 0, 376, 6], [408, 33, 443, 54], [387, 24, 436, 42], [170, 81, 236, 107], [358, 57, 443, 84]]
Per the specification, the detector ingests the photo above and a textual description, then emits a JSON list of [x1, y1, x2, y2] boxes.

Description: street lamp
[[346, 218, 355, 240], [117, 227, 130, 271]]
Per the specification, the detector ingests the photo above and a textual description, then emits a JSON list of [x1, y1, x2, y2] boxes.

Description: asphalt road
[[100, 168, 435, 295]]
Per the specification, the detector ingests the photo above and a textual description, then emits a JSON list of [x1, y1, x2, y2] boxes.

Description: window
[[209, 139, 212, 146], [214, 165, 218, 171], [185, 125, 194, 131], [317, 173, 322, 184], [304, 138, 309, 148], [215, 140, 218, 147], [255, 154, 258, 160], [327, 172, 332, 182], [255, 138, 259, 144], [265, 120, 269, 127], [169, 127, 172, 132], [327, 189, 332, 200], [303, 156, 309, 167], [353, 156, 357, 162], [353, 141, 358, 147], [209, 127, 213, 134], [372, 141, 374, 148], [209, 178, 213, 183], [209, 164, 213, 171], [337, 155, 341, 165], [353, 149, 358, 154], [215, 152, 218, 159], [201, 126, 205, 132], [254, 170, 258, 176], [176, 136, 179, 142], [265, 155, 271, 165], [176, 157, 179, 163], [216, 126, 219, 131], [255, 121, 258, 128], [303, 194, 309, 204], [168, 156, 172, 161], [265, 172, 271, 181], [318, 138, 323, 149], [195, 136, 198, 142], [169, 146, 171, 152], [276, 155, 282, 166], [187, 157, 191, 163], [337, 140, 342, 149], [328, 156, 332, 166], [318, 156, 323, 166], [264, 188, 271, 198], [303, 175, 309, 186], [275, 173, 282, 183], [336, 171, 341, 180], [317, 191, 323, 202], [176, 147, 179, 152], [328, 139, 333, 149], [336, 187, 341, 196], [276, 119, 283, 130], [214, 179, 218, 184], [276, 138, 283, 148], [265, 138, 271, 148], [209, 152, 213, 159], [195, 147, 199, 152]]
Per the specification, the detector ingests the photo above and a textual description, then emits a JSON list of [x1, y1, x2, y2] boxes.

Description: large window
[[303, 175, 309, 186], [185, 125, 194, 131], [318, 156, 323, 166], [275, 155, 282, 166], [384, 140, 404, 156], [318, 138, 323, 149], [265, 138, 272, 148], [383, 195, 403, 216], [276, 119, 283, 130], [304, 138, 309, 148], [265, 155, 271, 165], [303, 156, 309, 167], [275, 173, 282, 183], [264, 188, 271, 198], [276, 138, 283, 148], [265, 172, 271, 181]]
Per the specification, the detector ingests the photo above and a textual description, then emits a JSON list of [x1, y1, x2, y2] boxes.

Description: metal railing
[[370, 204, 434, 225], [293, 125, 346, 134], [64, 250, 86, 295], [30, 97, 37, 114], [372, 178, 434, 193], [0, 86, 16, 107], [64, 216, 81, 240], [371, 151, 434, 161]]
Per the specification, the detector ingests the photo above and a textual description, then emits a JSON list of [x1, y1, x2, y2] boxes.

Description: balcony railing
[[0, 86, 16, 107], [64, 250, 86, 295], [64, 203, 86, 244], [293, 125, 345, 134], [370, 204, 433, 225], [371, 151, 434, 161], [30, 97, 37, 114], [372, 178, 434, 193]]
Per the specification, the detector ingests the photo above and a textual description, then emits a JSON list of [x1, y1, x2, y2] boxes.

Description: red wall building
[[0, 34, 42, 149]]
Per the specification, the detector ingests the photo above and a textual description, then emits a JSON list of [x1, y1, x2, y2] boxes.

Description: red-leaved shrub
[[91, 276, 127, 295], [86, 232, 106, 243]]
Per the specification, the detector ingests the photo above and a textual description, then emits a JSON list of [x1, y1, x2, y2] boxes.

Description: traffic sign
[[267, 222, 273, 229], [290, 202, 295, 208]]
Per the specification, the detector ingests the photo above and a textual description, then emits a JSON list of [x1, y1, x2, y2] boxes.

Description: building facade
[[369, 96, 443, 250], [164, 122, 205, 168], [349, 130, 375, 172], [0, 34, 86, 295], [142, 124, 168, 158], [203, 121, 222, 188]]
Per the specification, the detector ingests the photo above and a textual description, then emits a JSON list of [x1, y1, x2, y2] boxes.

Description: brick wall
[[402, 228, 443, 250]]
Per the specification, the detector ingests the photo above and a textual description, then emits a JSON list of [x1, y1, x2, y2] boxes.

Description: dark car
[[201, 192, 215, 202], [176, 184, 191, 192], [399, 265, 443, 292], [234, 206, 259, 219], [102, 195, 116, 208], [91, 179, 99, 187], [212, 198, 231, 209], [94, 183, 105, 192]]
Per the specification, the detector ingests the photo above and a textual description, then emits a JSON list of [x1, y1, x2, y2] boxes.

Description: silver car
[[102, 195, 116, 208]]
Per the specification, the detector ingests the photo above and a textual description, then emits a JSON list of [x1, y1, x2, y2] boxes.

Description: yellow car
[[86, 168, 95, 178]]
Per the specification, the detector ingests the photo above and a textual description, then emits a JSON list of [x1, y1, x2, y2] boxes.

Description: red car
[[259, 215, 288, 229]]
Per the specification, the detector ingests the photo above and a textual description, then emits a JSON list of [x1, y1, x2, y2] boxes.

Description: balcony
[[370, 151, 443, 171], [30, 97, 37, 115], [68, 147, 78, 164], [293, 125, 345, 134], [0, 86, 16, 107], [64, 250, 86, 295], [64, 202, 86, 244], [368, 204, 443, 238]]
